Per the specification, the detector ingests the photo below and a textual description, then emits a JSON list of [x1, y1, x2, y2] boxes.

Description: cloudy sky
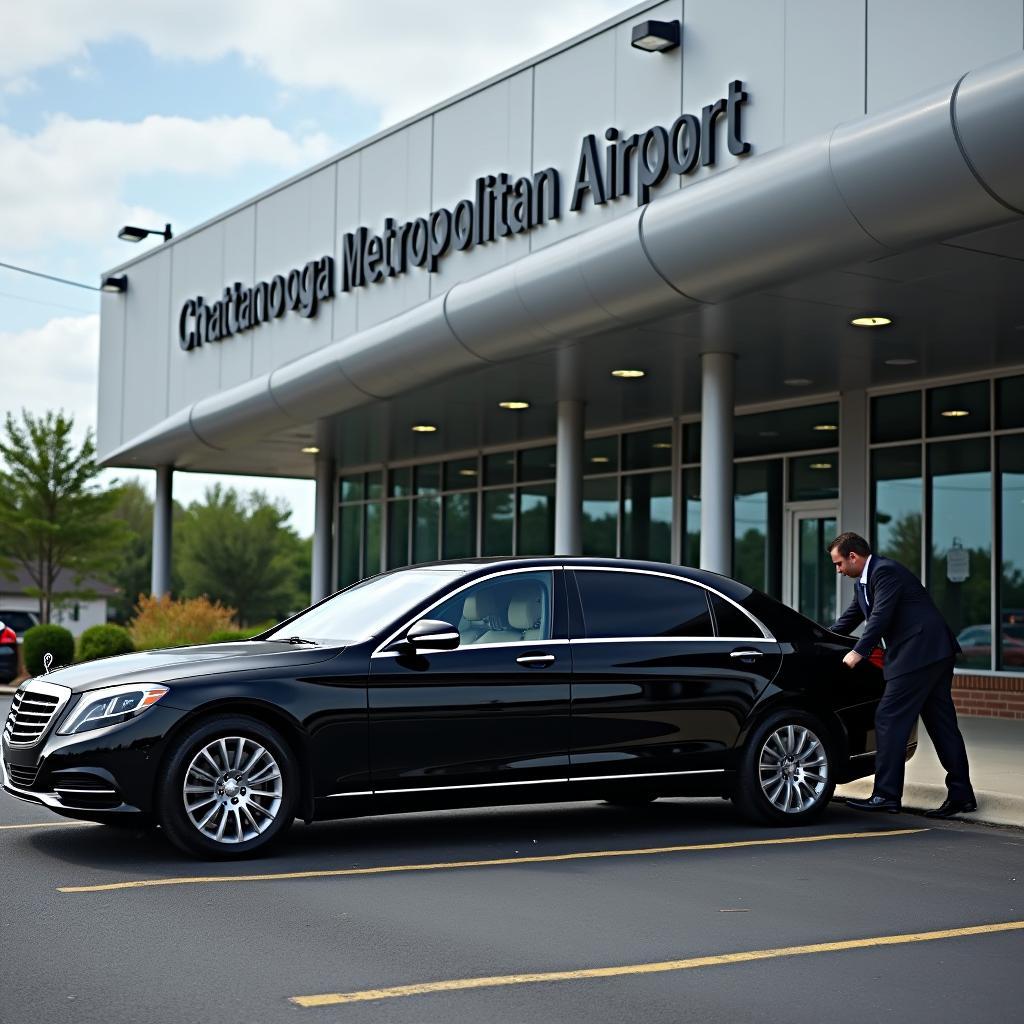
[[0, 0, 633, 534]]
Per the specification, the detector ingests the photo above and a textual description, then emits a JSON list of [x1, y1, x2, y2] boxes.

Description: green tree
[[0, 411, 127, 623], [175, 485, 308, 625], [106, 479, 153, 623]]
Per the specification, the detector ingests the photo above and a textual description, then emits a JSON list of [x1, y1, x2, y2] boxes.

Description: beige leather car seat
[[507, 582, 546, 641], [458, 590, 499, 644]]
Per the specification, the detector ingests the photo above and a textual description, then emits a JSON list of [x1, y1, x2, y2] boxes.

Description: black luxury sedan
[[1, 558, 905, 858]]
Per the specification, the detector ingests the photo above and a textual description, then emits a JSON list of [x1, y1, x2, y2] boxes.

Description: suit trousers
[[872, 656, 974, 802]]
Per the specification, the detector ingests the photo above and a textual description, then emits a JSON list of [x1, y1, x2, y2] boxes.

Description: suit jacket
[[830, 555, 961, 680]]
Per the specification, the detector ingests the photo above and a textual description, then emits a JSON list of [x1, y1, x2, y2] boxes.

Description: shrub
[[206, 629, 255, 644], [128, 594, 237, 651], [77, 624, 135, 663], [23, 624, 75, 677]]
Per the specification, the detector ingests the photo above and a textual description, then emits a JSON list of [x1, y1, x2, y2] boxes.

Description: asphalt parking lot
[[2, 698, 1022, 1024]]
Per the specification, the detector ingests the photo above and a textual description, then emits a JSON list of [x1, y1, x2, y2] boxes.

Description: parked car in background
[[955, 624, 1024, 667], [2, 558, 897, 858], [0, 610, 39, 684]]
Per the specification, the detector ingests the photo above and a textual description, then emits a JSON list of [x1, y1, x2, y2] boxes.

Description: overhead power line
[[0, 260, 99, 292]]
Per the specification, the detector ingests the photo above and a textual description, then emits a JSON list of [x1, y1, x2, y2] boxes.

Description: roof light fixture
[[498, 401, 530, 410], [630, 19, 681, 52], [611, 369, 646, 378], [411, 424, 438, 433], [100, 274, 127, 293], [118, 223, 173, 243], [809, 462, 833, 470], [850, 316, 892, 328], [940, 409, 970, 418], [813, 424, 838, 432], [301, 446, 320, 454]]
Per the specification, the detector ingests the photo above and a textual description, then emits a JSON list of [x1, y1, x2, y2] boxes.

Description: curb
[[836, 780, 1024, 829]]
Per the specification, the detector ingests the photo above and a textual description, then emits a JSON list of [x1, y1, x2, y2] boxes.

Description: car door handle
[[516, 654, 555, 666], [730, 649, 765, 658]]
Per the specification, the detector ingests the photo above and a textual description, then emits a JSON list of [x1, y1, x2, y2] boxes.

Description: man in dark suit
[[828, 531, 976, 817]]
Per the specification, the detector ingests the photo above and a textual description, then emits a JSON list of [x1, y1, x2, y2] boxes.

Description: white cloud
[[0, 1, 633, 127], [2, 75, 35, 96], [0, 314, 99, 436], [0, 114, 333, 254]]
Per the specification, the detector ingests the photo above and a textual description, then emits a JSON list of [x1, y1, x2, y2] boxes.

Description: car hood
[[26, 642, 345, 694]]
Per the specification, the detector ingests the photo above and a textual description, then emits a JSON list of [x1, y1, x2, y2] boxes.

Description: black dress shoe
[[845, 794, 902, 813], [924, 798, 978, 818]]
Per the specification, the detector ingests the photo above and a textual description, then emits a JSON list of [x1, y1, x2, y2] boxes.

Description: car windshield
[[263, 569, 465, 644]]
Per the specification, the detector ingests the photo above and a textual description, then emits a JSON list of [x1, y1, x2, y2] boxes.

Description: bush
[[77, 624, 135, 663], [128, 594, 237, 651], [206, 629, 255, 644], [23, 624, 75, 677]]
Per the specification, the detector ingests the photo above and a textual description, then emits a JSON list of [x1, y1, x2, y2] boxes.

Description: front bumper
[[2, 703, 186, 820]]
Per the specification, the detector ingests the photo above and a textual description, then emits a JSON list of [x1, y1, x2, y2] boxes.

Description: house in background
[[0, 567, 115, 637]]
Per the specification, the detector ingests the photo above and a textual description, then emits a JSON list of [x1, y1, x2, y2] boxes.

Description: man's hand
[[842, 650, 863, 669]]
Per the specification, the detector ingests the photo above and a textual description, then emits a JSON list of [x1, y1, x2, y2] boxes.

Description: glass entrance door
[[785, 508, 838, 626]]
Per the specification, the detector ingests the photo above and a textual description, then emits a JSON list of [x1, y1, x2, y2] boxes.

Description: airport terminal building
[[97, 1, 1024, 709]]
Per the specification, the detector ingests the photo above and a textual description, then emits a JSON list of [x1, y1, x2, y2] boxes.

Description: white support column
[[311, 447, 336, 604], [555, 399, 584, 555], [151, 465, 173, 597], [699, 352, 735, 575]]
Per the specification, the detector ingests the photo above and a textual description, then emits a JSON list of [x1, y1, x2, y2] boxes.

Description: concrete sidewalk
[[837, 715, 1024, 827]]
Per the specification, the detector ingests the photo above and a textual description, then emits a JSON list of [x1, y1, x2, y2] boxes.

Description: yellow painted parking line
[[290, 919, 1024, 1007], [1, 821, 95, 831], [58, 827, 926, 893]]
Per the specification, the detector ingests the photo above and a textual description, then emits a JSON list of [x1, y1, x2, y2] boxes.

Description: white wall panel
[[121, 248, 171, 443], [96, 292, 127, 459], [219, 206, 256, 390], [784, 0, 865, 142], [251, 164, 337, 377], [332, 156, 360, 342], [428, 70, 533, 296], [867, 0, 1023, 112]]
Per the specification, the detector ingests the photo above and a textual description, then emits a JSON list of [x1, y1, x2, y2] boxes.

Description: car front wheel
[[733, 711, 834, 826], [157, 715, 298, 858]]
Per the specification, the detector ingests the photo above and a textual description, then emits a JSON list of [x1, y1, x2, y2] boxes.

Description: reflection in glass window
[[928, 439, 991, 669], [789, 455, 839, 501], [483, 451, 515, 486], [582, 477, 617, 556], [734, 461, 782, 597], [871, 446, 922, 578], [339, 474, 364, 503], [926, 381, 990, 438], [871, 392, 921, 444], [444, 457, 478, 491], [482, 489, 514, 555], [585, 435, 618, 473], [413, 496, 440, 562], [365, 503, 382, 576], [388, 500, 410, 568], [682, 468, 700, 568], [518, 446, 556, 483], [339, 504, 362, 588], [575, 570, 712, 638], [996, 375, 1024, 430], [710, 592, 759, 638], [734, 403, 838, 458], [622, 471, 672, 562], [998, 435, 1024, 671], [443, 492, 476, 559], [517, 483, 555, 554], [622, 427, 672, 470], [430, 571, 553, 646], [414, 463, 441, 495]]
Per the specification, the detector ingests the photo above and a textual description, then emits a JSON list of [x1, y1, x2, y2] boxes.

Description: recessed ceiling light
[[590, 455, 611, 464], [885, 358, 918, 366], [940, 409, 970, 418], [784, 378, 812, 387], [458, 468, 478, 477], [498, 400, 530, 410], [652, 442, 673, 449], [300, 446, 320, 454], [813, 424, 838, 432], [809, 462, 833, 470], [850, 316, 892, 327], [411, 424, 438, 433], [611, 369, 646, 378]]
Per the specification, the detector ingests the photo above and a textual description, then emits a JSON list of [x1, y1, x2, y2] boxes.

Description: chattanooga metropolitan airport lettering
[[178, 81, 749, 349], [342, 80, 750, 293]]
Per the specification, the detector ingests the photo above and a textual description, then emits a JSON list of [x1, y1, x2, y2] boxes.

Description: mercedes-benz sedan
[[2, 558, 904, 858]]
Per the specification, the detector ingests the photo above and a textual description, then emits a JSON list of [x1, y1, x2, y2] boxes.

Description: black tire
[[732, 710, 835, 826], [157, 715, 298, 859]]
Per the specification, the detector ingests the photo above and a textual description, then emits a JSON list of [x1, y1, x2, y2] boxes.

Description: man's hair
[[828, 532, 872, 558]]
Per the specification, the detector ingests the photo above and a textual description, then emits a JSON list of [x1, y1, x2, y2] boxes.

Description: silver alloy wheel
[[758, 724, 828, 814], [183, 736, 283, 844]]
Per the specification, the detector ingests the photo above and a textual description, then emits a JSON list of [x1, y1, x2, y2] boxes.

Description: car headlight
[[57, 684, 169, 736]]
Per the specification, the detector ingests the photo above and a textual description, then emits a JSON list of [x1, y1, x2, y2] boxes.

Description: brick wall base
[[952, 672, 1024, 720]]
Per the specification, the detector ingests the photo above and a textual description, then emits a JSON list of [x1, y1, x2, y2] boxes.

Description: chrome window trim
[[371, 566, 561, 658], [374, 777, 568, 795], [570, 566, 773, 641], [373, 638, 569, 659], [567, 637, 778, 645]]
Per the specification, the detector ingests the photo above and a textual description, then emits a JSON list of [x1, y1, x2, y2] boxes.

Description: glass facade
[[869, 373, 1024, 672]]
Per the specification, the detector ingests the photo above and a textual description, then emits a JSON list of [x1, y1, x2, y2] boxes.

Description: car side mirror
[[403, 618, 460, 651]]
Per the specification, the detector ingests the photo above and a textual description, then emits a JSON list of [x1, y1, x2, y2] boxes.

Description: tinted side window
[[575, 571, 712, 639], [710, 593, 761, 638]]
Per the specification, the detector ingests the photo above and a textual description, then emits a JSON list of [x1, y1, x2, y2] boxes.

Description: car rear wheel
[[733, 711, 834, 826], [157, 715, 298, 858]]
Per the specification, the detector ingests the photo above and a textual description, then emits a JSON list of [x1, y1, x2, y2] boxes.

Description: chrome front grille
[[3, 680, 71, 747], [4, 761, 38, 788]]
